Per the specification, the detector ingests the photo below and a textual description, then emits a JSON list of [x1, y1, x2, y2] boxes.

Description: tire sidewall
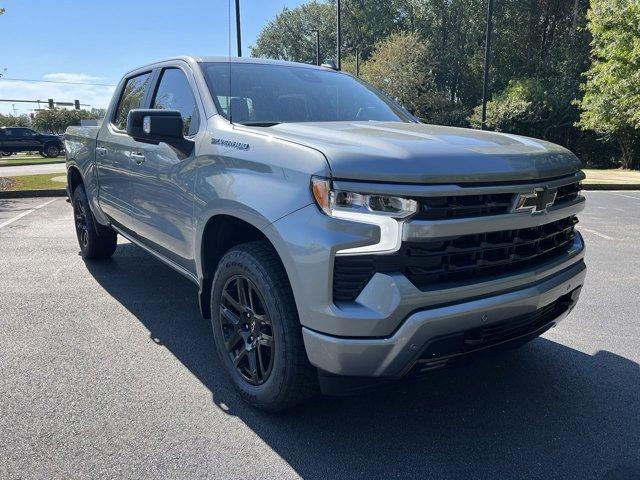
[[210, 248, 289, 405], [45, 144, 60, 157], [72, 185, 97, 256]]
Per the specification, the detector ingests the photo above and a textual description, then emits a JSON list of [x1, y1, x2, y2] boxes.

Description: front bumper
[[302, 258, 585, 378]]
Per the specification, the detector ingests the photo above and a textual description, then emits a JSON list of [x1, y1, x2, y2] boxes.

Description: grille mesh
[[333, 215, 578, 302]]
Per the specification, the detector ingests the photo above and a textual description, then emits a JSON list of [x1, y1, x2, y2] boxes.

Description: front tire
[[210, 241, 318, 411], [72, 184, 117, 259]]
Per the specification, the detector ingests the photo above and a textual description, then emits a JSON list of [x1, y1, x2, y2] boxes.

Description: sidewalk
[[0, 163, 66, 177]]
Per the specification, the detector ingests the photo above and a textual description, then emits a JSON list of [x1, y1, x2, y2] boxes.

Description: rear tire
[[72, 184, 117, 259], [44, 144, 60, 158], [210, 241, 318, 411]]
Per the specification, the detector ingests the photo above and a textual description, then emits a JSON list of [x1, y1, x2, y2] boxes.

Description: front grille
[[414, 193, 514, 220], [413, 180, 582, 221], [333, 215, 578, 302]]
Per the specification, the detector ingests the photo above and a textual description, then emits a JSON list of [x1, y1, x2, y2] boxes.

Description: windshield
[[200, 62, 413, 125]]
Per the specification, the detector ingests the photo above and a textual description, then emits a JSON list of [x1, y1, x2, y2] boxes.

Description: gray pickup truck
[[65, 56, 586, 410]]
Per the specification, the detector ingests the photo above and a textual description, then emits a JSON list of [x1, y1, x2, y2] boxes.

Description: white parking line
[[0, 199, 59, 229], [609, 192, 640, 201], [581, 227, 614, 240]]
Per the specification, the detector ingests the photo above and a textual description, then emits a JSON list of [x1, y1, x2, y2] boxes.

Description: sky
[[0, 0, 306, 115]]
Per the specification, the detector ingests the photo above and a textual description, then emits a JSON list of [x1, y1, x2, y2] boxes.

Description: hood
[[265, 122, 581, 184]]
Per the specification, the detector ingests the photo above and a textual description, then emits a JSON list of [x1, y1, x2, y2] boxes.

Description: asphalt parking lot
[[0, 192, 639, 479]]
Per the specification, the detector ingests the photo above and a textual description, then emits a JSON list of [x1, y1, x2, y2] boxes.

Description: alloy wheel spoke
[[257, 333, 273, 348], [237, 278, 250, 308], [256, 345, 267, 377], [232, 345, 247, 367], [222, 290, 242, 313], [224, 330, 242, 351], [247, 348, 259, 382], [220, 305, 241, 326]]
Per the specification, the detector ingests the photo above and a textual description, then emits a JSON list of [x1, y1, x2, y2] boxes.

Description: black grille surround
[[413, 181, 582, 221], [333, 215, 579, 302]]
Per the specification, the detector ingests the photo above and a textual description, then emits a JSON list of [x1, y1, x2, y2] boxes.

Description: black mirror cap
[[126, 109, 183, 145]]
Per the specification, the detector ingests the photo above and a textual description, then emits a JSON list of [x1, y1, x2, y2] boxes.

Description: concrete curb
[[0, 161, 65, 168], [0, 189, 67, 199]]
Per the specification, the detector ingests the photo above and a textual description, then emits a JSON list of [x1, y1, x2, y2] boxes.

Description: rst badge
[[512, 187, 558, 214]]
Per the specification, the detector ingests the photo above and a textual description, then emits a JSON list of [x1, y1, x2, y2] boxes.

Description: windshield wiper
[[239, 122, 281, 127]]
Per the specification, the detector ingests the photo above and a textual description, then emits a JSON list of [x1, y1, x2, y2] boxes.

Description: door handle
[[131, 152, 146, 165], [96, 147, 107, 156]]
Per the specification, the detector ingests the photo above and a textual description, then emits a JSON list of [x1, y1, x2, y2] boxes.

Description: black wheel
[[72, 184, 117, 259], [44, 144, 60, 158], [211, 241, 318, 411]]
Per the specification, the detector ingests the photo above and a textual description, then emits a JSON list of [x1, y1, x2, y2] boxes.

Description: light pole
[[312, 29, 320, 66], [336, 0, 341, 70], [235, 0, 242, 57], [481, 0, 494, 130]]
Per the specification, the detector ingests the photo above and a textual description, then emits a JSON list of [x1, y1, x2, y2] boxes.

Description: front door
[[130, 66, 201, 272], [96, 71, 152, 228]]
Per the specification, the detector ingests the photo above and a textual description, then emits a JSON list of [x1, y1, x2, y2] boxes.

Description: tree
[[470, 78, 549, 134], [361, 32, 442, 118], [32, 109, 99, 134], [251, 1, 335, 64], [577, 0, 640, 168], [0, 114, 31, 127], [251, 0, 407, 65]]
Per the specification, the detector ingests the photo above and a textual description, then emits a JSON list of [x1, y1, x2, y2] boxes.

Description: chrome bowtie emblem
[[512, 187, 557, 214]]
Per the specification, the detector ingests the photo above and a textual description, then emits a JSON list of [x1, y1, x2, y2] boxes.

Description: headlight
[[311, 177, 417, 255]]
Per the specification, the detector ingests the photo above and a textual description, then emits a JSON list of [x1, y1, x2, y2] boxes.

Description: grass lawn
[[583, 168, 640, 184], [0, 173, 66, 191], [0, 155, 65, 166]]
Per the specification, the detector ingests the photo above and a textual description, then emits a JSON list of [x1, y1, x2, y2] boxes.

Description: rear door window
[[113, 72, 152, 131], [151, 68, 200, 136]]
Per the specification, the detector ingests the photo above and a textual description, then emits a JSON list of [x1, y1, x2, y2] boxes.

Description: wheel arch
[[67, 164, 84, 194], [197, 212, 292, 319]]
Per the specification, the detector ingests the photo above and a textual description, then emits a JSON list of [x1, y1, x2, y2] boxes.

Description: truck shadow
[[85, 242, 640, 480]]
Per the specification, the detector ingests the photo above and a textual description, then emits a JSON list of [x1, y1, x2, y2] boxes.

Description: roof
[[124, 55, 334, 77]]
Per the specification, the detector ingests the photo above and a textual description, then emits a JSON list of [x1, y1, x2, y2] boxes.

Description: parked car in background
[[65, 56, 586, 411], [0, 127, 64, 157]]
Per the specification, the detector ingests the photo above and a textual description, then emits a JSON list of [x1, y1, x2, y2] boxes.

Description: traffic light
[[74, 100, 80, 110], [48, 99, 54, 109]]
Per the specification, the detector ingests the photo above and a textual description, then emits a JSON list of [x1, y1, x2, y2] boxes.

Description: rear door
[[96, 71, 152, 228], [129, 65, 202, 271]]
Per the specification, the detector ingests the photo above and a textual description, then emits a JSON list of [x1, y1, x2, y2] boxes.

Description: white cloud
[[0, 72, 116, 115], [43, 72, 106, 83]]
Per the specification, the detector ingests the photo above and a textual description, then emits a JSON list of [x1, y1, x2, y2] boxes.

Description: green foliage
[[252, 0, 640, 168], [0, 114, 32, 127], [32, 109, 100, 134], [470, 79, 549, 134], [360, 32, 439, 116], [577, 0, 640, 168], [250, 1, 336, 64]]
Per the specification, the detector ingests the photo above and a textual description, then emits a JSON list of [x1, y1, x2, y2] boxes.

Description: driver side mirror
[[126, 109, 183, 145]]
